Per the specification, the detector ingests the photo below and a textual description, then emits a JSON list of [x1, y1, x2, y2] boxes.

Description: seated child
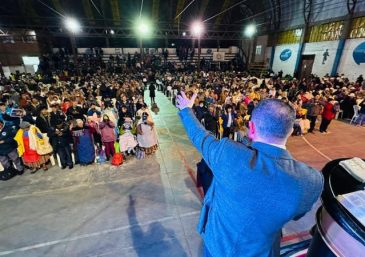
[[119, 117, 138, 155]]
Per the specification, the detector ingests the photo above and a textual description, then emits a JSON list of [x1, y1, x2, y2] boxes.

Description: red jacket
[[322, 102, 335, 120]]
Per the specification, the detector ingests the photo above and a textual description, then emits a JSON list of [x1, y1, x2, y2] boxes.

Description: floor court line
[[301, 136, 332, 161], [0, 211, 200, 256]]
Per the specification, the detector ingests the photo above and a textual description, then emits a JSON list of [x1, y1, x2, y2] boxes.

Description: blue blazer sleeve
[[179, 108, 228, 171]]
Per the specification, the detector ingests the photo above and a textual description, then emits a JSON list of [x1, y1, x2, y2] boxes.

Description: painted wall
[[338, 38, 365, 81], [302, 40, 339, 77], [271, 44, 300, 76], [0, 42, 40, 66], [254, 35, 269, 63]]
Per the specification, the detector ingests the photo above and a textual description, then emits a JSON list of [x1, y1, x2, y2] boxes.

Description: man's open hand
[[176, 91, 197, 110]]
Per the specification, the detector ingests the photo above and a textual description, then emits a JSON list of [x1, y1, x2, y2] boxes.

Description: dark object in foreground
[[196, 158, 213, 195], [307, 158, 365, 257]]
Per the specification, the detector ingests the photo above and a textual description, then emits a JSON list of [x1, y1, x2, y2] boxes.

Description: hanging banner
[[213, 52, 226, 61]]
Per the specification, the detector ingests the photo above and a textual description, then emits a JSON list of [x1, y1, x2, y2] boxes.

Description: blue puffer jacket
[[0, 124, 19, 155], [179, 108, 323, 257]]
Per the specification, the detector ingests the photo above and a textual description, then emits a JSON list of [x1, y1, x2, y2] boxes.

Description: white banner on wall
[[213, 52, 226, 61]]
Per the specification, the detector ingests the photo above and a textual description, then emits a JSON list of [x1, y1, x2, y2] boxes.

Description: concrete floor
[[1, 91, 364, 256]]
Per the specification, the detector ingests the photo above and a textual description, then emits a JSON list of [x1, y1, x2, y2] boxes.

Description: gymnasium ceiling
[[0, 0, 276, 32], [0, 0, 364, 37]]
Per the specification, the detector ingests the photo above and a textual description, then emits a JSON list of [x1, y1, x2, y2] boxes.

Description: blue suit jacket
[[179, 108, 323, 257]]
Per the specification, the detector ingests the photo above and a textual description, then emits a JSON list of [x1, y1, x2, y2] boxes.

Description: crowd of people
[[1, 55, 365, 181], [0, 70, 160, 180], [158, 72, 365, 140]]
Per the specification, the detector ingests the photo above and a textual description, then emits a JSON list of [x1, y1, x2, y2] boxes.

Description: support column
[[251, 36, 257, 64], [269, 45, 276, 71], [197, 37, 201, 71], [294, 27, 307, 78], [294, 0, 312, 78], [70, 34, 77, 66], [105, 37, 110, 48], [139, 38, 143, 68], [331, 1, 357, 76], [165, 33, 168, 49]]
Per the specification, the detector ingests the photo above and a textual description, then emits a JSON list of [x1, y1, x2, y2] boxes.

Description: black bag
[[0, 166, 17, 181]]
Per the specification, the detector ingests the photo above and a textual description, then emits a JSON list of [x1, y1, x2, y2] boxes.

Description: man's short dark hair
[[251, 99, 295, 141]]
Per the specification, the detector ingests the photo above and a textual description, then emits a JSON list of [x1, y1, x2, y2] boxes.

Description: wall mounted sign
[[280, 49, 292, 61], [353, 41, 365, 65]]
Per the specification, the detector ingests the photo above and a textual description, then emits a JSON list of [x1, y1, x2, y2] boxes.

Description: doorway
[[299, 55, 315, 80]]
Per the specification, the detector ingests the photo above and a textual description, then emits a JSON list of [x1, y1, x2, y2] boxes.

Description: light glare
[[191, 21, 204, 37], [244, 24, 256, 37], [64, 17, 81, 34], [135, 18, 153, 38]]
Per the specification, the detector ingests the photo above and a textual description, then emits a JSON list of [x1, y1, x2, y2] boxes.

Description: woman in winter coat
[[99, 114, 116, 160], [319, 97, 336, 134]]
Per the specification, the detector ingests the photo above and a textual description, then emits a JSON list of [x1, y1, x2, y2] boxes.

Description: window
[[255, 45, 262, 55], [308, 21, 344, 42], [277, 29, 302, 45], [350, 16, 365, 39]]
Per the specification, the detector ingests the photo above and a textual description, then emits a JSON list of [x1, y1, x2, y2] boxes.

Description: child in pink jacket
[[99, 114, 116, 160]]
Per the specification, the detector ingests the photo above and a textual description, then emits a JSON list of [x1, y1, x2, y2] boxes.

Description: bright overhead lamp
[[110, 29, 115, 35], [135, 18, 153, 38], [191, 21, 204, 37], [64, 17, 81, 34], [244, 24, 256, 38]]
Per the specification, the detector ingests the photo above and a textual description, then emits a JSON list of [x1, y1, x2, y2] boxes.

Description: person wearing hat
[[117, 105, 132, 128], [0, 120, 24, 178], [48, 120, 73, 169], [35, 105, 51, 133], [341, 93, 357, 119], [50, 103, 66, 128], [14, 121, 50, 173]]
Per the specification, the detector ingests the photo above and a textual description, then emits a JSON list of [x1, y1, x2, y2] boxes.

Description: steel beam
[[0, 24, 243, 41]]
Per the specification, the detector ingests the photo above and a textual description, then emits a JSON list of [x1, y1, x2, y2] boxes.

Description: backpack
[[136, 148, 145, 160], [96, 148, 106, 164], [111, 153, 123, 166]]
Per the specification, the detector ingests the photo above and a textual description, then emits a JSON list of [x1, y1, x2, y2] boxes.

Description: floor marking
[[1, 173, 159, 200], [153, 92, 200, 257], [0, 211, 200, 256], [301, 136, 332, 161]]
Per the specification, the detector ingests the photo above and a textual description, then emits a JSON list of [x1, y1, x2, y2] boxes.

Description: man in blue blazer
[[176, 92, 323, 257]]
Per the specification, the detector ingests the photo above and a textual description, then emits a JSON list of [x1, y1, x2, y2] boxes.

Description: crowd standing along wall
[[338, 38, 365, 81], [271, 44, 300, 76], [302, 41, 339, 77], [65, 47, 240, 56]]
